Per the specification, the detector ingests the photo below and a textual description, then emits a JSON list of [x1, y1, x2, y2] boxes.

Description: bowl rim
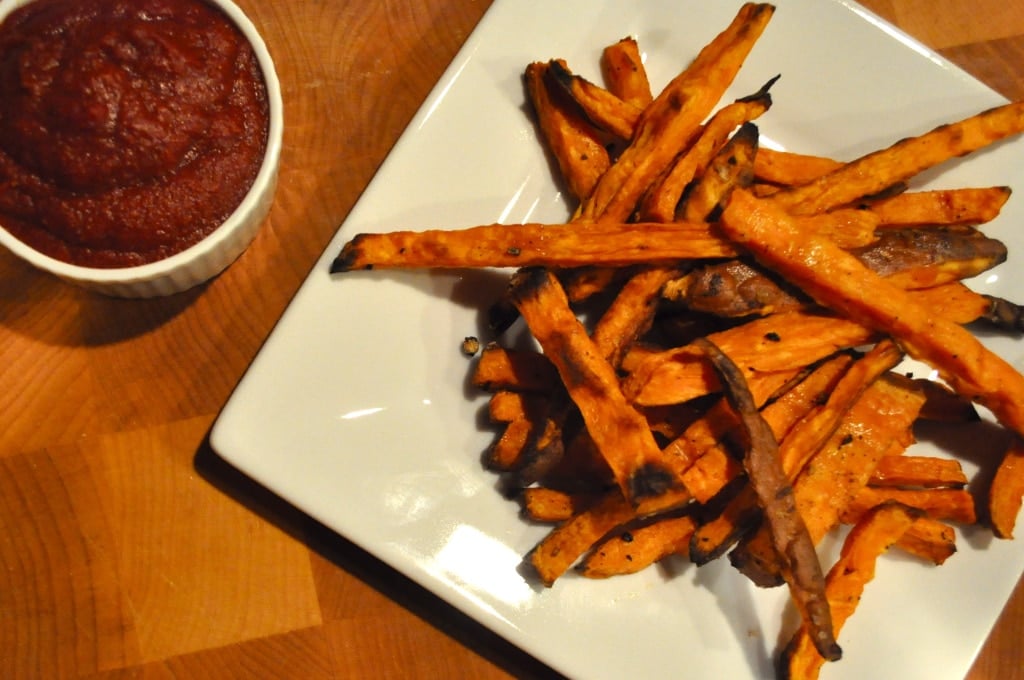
[[0, 0, 284, 284]]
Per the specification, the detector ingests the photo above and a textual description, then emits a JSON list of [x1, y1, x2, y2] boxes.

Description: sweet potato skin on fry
[[720, 189, 1024, 438], [697, 337, 841, 662]]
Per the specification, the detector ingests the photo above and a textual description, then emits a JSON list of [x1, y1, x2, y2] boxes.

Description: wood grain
[[0, 1, 1021, 678]]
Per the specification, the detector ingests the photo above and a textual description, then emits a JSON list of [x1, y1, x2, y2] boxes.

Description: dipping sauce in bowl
[[0, 0, 281, 295]]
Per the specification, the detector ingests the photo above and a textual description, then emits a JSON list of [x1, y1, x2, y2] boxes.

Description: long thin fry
[[696, 337, 841, 662], [771, 101, 1024, 215], [863, 186, 1012, 227], [331, 221, 739, 271]]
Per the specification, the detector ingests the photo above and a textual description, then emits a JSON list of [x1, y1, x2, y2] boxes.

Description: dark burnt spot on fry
[[547, 59, 574, 88], [507, 246, 521, 257], [764, 331, 781, 342], [621, 531, 634, 543], [330, 236, 367, 273], [629, 463, 675, 499]]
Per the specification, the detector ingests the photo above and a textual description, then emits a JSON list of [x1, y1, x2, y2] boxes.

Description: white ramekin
[[0, 0, 283, 297]]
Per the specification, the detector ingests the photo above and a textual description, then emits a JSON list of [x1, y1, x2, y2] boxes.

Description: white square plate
[[211, 2, 1024, 677]]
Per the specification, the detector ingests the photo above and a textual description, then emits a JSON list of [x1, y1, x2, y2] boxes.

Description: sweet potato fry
[[525, 60, 612, 202], [680, 121, 759, 222], [720, 189, 1024, 438], [666, 227, 1006, 318], [895, 516, 958, 565], [624, 311, 878, 407], [771, 101, 1024, 215], [990, 437, 1024, 538], [862, 186, 1012, 227], [869, 455, 968, 489], [509, 268, 677, 502], [581, 513, 697, 578], [780, 502, 922, 680], [548, 59, 642, 140], [842, 486, 977, 525], [698, 337, 841, 662], [581, 2, 775, 222], [680, 354, 855, 506], [331, 221, 740, 271], [472, 345, 556, 393], [600, 36, 653, 108], [528, 490, 637, 586], [521, 487, 598, 522], [638, 78, 776, 222], [790, 375, 926, 540], [590, 265, 684, 370], [486, 391, 546, 470], [752, 147, 842, 186], [689, 345, 897, 563], [726, 344, 908, 583]]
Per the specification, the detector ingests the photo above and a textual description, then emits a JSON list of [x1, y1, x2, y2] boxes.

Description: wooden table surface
[[2, 1, 1023, 678]]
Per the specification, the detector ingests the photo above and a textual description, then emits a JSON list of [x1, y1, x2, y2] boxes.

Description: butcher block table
[[2, 0, 1023, 678]]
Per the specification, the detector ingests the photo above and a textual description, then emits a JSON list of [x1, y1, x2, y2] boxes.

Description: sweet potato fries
[[329, 3, 1024, 677]]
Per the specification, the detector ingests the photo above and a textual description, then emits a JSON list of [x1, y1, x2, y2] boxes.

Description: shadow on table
[[193, 434, 565, 680]]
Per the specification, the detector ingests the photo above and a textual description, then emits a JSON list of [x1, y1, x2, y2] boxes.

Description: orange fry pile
[[331, 3, 1024, 677]]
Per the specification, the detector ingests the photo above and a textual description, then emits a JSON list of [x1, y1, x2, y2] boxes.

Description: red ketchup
[[0, 0, 269, 267]]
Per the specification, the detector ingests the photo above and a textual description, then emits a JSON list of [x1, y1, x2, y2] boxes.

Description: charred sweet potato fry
[[509, 268, 678, 503], [679, 121, 759, 222], [730, 345, 910, 586], [698, 337, 841, 662], [665, 227, 1007, 318], [679, 354, 854, 506], [548, 59, 642, 141]]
